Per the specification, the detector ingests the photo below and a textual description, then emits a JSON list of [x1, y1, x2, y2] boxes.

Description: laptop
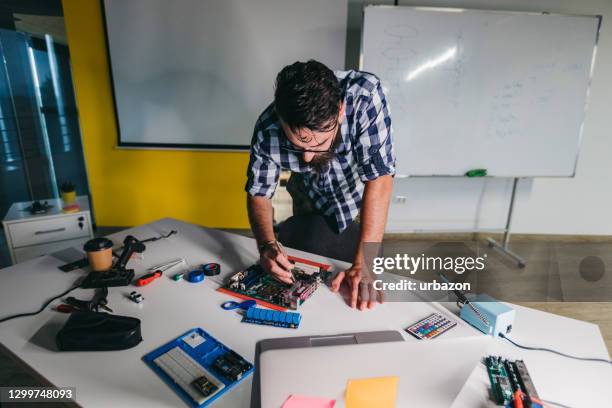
[[258, 335, 491, 407]]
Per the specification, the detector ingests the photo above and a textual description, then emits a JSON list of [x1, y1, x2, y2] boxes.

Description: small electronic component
[[211, 350, 253, 382], [129, 291, 144, 304], [514, 360, 539, 400], [218, 257, 331, 310], [485, 356, 514, 405], [485, 356, 542, 407], [405, 313, 457, 339], [192, 376, 219, 397], [241, 307, 301, 329]]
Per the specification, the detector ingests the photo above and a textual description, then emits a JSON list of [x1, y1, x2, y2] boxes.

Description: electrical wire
[[140, 230, 177, 243], [542, 400, 573, 408], [0, 284, 81, 323], [499, 333, 612, 365]]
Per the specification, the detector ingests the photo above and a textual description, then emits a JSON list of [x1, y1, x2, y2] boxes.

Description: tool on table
[[135, 258, 186, 286], [221, 300, 256, 311], [81, 235, 146, 288], [55, 304, 78, 313], [173, 273, 184, 281], [59, 231, 176, 273], [148, 258, 186, 272], [405, 312, 457, 339], [135, 270, 162, 286], [143, 328, 253, 407], [65, 287, 113, 313]]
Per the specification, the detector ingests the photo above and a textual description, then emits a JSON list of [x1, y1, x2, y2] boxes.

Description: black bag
[[56, 311, 142, 351]]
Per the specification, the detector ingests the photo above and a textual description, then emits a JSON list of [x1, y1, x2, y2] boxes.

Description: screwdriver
[[135, 258, 186, 286], [135, 270, 162, 286]]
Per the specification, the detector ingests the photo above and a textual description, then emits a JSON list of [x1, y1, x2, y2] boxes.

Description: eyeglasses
[[280, 123, 340, 154]]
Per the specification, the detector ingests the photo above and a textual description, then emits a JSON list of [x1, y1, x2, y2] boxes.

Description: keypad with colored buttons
[[406, 313, 457, 339]]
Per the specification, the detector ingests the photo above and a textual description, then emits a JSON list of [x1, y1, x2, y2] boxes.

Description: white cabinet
[[2, 196, 93, 264]]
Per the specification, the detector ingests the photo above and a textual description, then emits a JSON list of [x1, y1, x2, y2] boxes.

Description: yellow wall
[[62, 0, 250, 228]]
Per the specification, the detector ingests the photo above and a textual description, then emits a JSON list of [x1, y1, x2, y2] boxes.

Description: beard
[[300, 129, 343, 173], [306, 152, 334, 173]]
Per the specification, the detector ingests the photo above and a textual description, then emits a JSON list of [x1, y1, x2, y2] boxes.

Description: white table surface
[[0, 218, 609, 408]]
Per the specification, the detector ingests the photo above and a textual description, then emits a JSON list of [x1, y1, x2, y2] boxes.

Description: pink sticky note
[[281, 394, 336, 408]]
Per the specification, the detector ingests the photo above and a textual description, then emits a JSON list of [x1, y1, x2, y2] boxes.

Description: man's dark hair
[[274, 60, 341, 135]]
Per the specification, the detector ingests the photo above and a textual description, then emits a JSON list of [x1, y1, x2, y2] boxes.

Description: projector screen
[[102, 0, 348, 149]]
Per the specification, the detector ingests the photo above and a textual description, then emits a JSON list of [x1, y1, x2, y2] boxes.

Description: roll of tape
[[202, 263, 221, 276], [187, 269, 205, 283]]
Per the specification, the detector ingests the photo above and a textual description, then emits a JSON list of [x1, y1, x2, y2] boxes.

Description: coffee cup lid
[[84, 237, 113, 252]]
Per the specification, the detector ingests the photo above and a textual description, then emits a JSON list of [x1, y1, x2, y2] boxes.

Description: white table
[[0, 218, 609, 407]]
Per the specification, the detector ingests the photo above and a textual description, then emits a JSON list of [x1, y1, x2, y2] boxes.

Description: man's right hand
[[259, 240, 294, 284]]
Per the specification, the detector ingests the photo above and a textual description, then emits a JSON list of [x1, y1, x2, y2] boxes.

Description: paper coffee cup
[[83, 238, 114, 272]]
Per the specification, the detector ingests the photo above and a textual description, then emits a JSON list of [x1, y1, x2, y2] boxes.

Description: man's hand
[[259, 240, 294, 284], [331, 263, 383, 310]]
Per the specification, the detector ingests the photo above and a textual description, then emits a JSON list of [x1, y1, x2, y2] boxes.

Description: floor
[[0, 225, 610, 392]]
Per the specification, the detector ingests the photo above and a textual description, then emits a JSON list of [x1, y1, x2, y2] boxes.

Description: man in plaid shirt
[[246, 60, 395, 310]]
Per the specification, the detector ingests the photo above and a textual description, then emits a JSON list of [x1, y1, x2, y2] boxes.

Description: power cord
[[0, 284, 81, 323], [499, 333, 612, 365], [542, 400, 574, 408]]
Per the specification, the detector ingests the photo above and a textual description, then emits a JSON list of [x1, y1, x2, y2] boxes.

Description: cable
[[0, 284, 81, 324], [140, 230, 177, 243], [499, 333, 612, 365], [542, 400, 573, 408]]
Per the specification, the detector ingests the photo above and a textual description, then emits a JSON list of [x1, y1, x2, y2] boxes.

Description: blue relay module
[[243, 306, 301, 329], [143, 328, 254, 407]]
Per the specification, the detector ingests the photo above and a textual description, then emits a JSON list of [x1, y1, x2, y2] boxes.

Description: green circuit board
[[219, 259, 331, 310], [485, 356, 514, 405]]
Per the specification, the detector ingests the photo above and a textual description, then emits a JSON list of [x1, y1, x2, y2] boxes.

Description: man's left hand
[[330, 263, 383, 310]]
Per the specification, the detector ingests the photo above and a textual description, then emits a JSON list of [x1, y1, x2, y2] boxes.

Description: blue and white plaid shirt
[[246, 70, 395, 233]]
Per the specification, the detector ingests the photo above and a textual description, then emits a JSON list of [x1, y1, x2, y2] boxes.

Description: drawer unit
[[8, 214, 91, 248], [2, 196, 94, 265]]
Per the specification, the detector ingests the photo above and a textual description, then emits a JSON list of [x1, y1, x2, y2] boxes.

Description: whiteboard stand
[[486, 177, 527, 268]]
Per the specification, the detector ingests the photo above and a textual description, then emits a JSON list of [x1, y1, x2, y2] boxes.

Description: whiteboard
[[103, 0, 347, 149], [361, 6, 601, 176]]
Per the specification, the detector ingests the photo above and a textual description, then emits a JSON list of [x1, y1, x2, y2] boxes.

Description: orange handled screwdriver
[[135, 270, 162, 286]]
